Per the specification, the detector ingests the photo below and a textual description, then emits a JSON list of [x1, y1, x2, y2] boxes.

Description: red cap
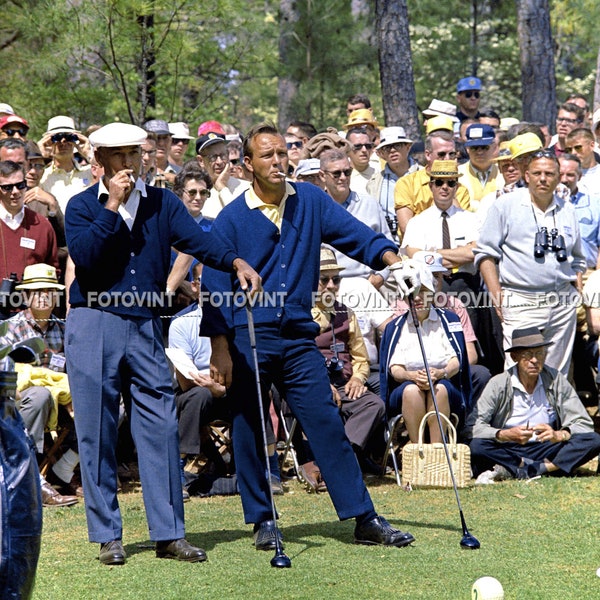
[[197, 120, 225, 136], [0, 115, 29, 130]]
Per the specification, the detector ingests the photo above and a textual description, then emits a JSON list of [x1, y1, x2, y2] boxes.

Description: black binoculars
[[533, 227, 567, 262]]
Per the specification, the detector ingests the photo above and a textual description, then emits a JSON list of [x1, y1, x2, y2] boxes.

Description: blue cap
[[457, 77, 482, 93], [464, 124, 496, 147]]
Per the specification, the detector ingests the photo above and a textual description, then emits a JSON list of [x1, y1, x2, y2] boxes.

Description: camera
[[385, 215, 399, 236], [550, 228, 568, 262], [0, 273, 17, 317], [533, 227, 549, 258], [326, 356, 344, 375]]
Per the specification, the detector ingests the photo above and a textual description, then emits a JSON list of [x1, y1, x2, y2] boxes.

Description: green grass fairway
[[33, 474, 600, 599]]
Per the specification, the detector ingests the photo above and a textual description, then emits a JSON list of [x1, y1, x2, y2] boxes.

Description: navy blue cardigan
[[65, 183, 238, 317], [201, 182, 398, 338], [379, 308, 473, 422]]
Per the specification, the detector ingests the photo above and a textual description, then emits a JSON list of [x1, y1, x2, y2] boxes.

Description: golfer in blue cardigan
[[65, 123, 260, 566], [202, 122, 417, 551]]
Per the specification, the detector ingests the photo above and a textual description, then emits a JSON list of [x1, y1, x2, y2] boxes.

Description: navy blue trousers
[[469, 432, 600, 477], [230, 325, 374, 524], [65, 308, 185, 543]]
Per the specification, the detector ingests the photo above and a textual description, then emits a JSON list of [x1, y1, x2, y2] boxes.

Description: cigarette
[[276, 171, 286, 178], [526, 420, 529, 429], [128, 173, 136, 185]]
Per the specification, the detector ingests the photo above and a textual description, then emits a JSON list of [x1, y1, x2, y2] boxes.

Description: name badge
[[448, 322, 463, 333], [20, 237, 36, 249], [330, 342, 345, 352], [49, 353, 66, 372]]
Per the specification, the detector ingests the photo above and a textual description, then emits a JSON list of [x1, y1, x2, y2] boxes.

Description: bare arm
[[167, 251, 194, 293], [396, 206, 414, 237], [478, 256, 503, 321]]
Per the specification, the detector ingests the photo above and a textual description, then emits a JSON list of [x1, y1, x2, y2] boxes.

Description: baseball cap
[[464, 124, 496, 147], [457, 77, 482, 94], [196, 132, 226, 154]]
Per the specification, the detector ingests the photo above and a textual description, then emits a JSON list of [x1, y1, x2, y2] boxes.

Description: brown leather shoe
[[99, 540, 126, 565], [40, 481, 79, 507], [298, 461, 327, 493], [156, 538, 207, 562]]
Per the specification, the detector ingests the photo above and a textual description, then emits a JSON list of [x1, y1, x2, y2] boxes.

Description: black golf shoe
[[253, 519, 284, 551], [354, 516, 415, 547]]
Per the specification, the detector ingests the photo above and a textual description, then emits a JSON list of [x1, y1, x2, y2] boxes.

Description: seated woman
[[379, 264, 472, 442]]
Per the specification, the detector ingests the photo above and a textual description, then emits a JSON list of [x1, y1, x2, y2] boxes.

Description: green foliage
[[0, 0, 598, 137]]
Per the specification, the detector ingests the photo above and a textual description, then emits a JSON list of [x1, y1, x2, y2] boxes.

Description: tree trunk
[[594, 44, 600, 113], [137, 11, 156, 124], [375, 0, 420, 140], [277, 0, 300, 131], [516, 0, 556, 128]]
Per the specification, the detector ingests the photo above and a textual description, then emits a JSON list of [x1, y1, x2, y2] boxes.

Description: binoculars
[[325, 356, 345, 375], [533, 227, 567, 262]]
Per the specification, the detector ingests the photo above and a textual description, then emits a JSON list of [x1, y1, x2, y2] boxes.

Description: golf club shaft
[[407, 296, 469, 531], [245, 302, 286, 557]]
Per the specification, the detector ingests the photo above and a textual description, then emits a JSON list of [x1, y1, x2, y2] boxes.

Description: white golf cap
[[168, 122, 193, 140], [412, 251, 449, 274], [0, 103, 14, 116], [376, 126, 412, 150], [89, 123, 148, 148], [295, 159, 321, 177]]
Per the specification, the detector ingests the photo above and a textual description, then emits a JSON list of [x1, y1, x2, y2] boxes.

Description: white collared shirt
[[505, 372, 556, 432], [98, 177, 147, 231], [0, 203, 24, 230]]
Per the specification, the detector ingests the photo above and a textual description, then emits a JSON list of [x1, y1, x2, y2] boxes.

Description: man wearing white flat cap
[[367, 126, 417, 240], [64, 122, 260, 566]]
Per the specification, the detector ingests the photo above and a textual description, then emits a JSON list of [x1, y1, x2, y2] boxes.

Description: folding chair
[[381, 414, 403, 486]]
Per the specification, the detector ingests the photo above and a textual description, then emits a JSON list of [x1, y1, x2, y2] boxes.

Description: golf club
[[245, 300, 292, 569], [407, 295, 480, 550]]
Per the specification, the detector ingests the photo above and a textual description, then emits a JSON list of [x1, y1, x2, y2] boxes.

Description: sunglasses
[[286, 141, 303, 149], [0, 180, 28, 193], [470, 144, 491, 151], [319, 275, 341, 285], [172, 138, 189, 145], [556, 117, 579, 125], [2, 128, 28, 137], [51, 133, 78, 144], [564, 144, 585, 153], [204, 152, 228, 163], [229, 158, 240, 166], [324, 168, 353, 179], [519, 349, 547, 361], [431, 179, 458, 188], [435, 151, 458, 159], [381, 142, 411, 152], [463, 91, 480, 99], [184, 188, 210, 198], [352, 143, 374, 151]]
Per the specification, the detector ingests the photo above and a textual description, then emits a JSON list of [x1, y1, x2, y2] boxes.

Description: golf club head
[[270, 551, 291, 568], [460, 532, 480, 550], [0, 321, 8, 339]]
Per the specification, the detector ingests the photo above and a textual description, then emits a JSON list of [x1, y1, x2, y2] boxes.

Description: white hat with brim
[[45, 115, 80, 136], [376, 126, 413, 150], [168, 122, 193, 140], [89, 123, 148, 148], [16, 263, 64, 290]]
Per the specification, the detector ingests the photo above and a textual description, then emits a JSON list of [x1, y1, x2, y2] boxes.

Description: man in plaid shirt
[[0, 263, 79, 506]]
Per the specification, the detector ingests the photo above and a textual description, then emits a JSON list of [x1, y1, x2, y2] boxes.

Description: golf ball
[[471, 576, 504, 600], [596, 567, 600, 577]]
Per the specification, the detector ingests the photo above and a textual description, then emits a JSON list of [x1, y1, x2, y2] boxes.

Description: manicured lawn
[[34, 474, 600, 599]]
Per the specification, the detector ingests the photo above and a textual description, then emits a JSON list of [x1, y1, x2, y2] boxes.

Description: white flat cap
[[422, 99, 459, 122], [89, 123, 148, 148]]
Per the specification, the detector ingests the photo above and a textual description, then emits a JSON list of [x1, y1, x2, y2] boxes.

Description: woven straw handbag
[[401, 411, 471, 488]]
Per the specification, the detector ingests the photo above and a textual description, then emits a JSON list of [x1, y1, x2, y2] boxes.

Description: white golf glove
[[389, 260, 421, 299]]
